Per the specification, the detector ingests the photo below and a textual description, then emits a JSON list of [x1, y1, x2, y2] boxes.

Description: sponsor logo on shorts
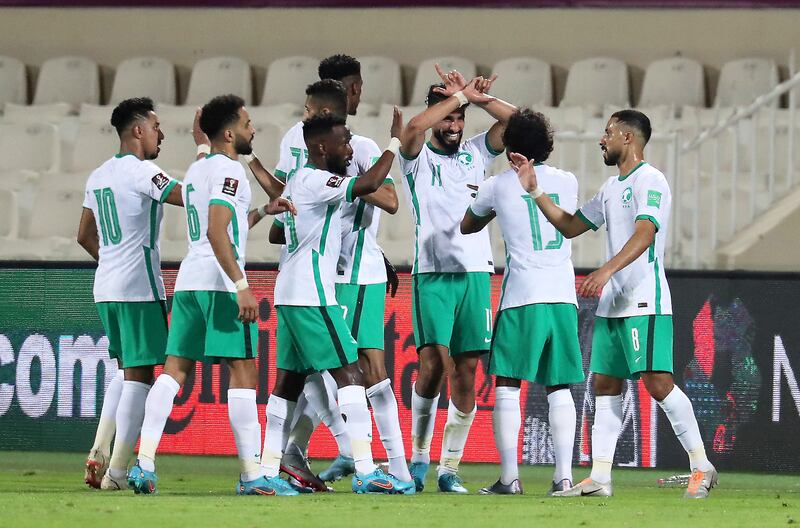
[[151, 173, 169, 190], [222, 178, 239, 196]]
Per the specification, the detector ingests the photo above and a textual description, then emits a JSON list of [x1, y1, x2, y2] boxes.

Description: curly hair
[[502, 109, 554, 163]]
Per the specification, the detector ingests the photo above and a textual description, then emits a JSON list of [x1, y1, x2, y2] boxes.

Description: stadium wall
[[0, 8, 797, 105], [0, 265, 798, 472]]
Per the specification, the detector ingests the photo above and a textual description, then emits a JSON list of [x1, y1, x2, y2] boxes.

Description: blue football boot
[[409, 461, 429, 492], [236, 475, 299, 496], [128, 461, 158, 495], [318, 455, 355, 482], [438, 472, 468, 493], [352, 468, 416, 494]]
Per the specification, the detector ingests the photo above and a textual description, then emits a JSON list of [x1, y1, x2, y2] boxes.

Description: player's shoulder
[[281, 121, 304, 144], [537, 163, 578, 184], [350, 133, 380, 154]]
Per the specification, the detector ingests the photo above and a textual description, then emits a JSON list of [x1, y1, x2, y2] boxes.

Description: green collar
[[304, 162, 318, 169], [426, 141, 453, 156], [618, 161, 646, 181], [205, 152, 235, 160], [115, 152, 136, 159]]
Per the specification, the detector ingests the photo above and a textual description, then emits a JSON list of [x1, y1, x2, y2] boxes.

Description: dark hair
[[199, 94, 246, 140], [305, 79, 348, 117], [611, 109, 652, 144], [502, 109, 554, 163], [302, 113, 347, 145], [426, 83, 468, 111], [318, 54, 361, 81], [110, 97, 155, 136]]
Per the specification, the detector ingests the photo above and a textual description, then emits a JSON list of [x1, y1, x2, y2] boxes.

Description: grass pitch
[[0, 452, 797, 527]]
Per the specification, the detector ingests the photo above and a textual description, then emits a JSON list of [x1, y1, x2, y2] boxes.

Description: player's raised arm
[[247, 198, 297, 229], [360, 183, 398, 214], [470, 75, 516, 154], [351, 107, 404, 199], [509, 152, 590, 239], [76, 207, 100, 261]]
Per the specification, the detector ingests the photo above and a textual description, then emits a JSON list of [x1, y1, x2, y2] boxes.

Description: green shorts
[[335, 282, 386, 350], [412, 272, 492, 356], [590, 315, 673, 380], [166, 290, 258, 362], [490, 303, 585, 386], [96, 301, 168, 368], [276, 305, 359, 375]]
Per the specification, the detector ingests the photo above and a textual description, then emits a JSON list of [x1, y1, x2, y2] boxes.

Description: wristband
[[196, 144, 211, 156], [530, 187, 545, 199], [453, 91, 468, 107], [257, 205, 268, 219], [386, 137, 401, 157], [234, 278, 249, 291], [243, 153, 256, 164]]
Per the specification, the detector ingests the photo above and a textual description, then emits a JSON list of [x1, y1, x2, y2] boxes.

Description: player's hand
[[467, 184, 479, 198], [192, 108, 211, 147], [509, 152, 538, 192], [237, 287, 258, 323], [433, 64, 468, 96], [462, 78, 496, 105], [474, 74, 498, 95], [390, 106, 403, 139], [578, 267, 612, 298], [382, 252, 399, 298], [265, 197, 297, 216]]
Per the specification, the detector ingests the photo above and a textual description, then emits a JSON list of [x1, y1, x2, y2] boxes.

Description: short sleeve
[[464, 131, 503, 166], [398, 148, 420, 176], [209, 164, 246, 213], [273, 212, 285, 229], [468, 176, 496, 218], [274, 133, 294, 182], [577, 181, 607, 231], [634, 172, 670, 232], [307, 170, 357, 205], [82, 188, 92, 209], [562, 172, 579, 215], [134, 161, 178, 203]]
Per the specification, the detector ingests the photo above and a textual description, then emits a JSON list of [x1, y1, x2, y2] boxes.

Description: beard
[[327, 156, 349, 176], [432, 128, 462, 155], [146, 146, 160, 160], [234, 134, 253, 156], [602, 148, 620, 167]]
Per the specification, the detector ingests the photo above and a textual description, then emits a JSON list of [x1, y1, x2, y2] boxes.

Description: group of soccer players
[[77, 53, 717, 499]]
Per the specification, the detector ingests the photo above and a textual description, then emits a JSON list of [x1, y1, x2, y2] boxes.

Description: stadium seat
[[0, 122, 60, 173], [248, 120, 282, 172], [639, 57, 705, 108], [560, 57, 630, 112], [0, 56, 27, 108], [157, 120, 199, 175], [185, 56, 252, 106], [247, 103, 302, 134], [715, 58, 779, 108], [490, 57, 553, 108], [68, 119, 119, 174], [3, 102, 71, 124], [33, 56, 100, 110], [79, 103, 113, 124], [246, 181, 283, 262], [462, 106, 497, 142], [159, 200, 187, 262], [0, 189, 18, 240], [15, 185, 87, 260], [358, 56, 402, 108], [260, 56, 319, 107], [754, 110, 800, 189], [377, 187, 414, 266], [411, 57, 477, 105], [109, 56, 176, 105]]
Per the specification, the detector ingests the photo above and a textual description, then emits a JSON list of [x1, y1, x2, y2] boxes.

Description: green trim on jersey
[[576, 210, 599, 231], [350, 229, 366, 284], [383, 177, 394, 185], [618, 161, 646, 182], [636, 213, 661, 231], [114, 153, 136, 159], [352, 200, 366, 232], [274, 169, 287, 181], [467, 205, 493, 219], [654, 257, 662, 315], [273, 217, 284, 228], [312, 204, 337, 304], [426, 141, 449, 156], [345, 178, 357, 203], [158, 179, 178, 203], [209, 198, 239, 246], [484, 133, 504, 157], [148, 201, 158, 248], [143, 246, 160, 301], [399, 149, 419, 161], [319, 204, 335, 254]]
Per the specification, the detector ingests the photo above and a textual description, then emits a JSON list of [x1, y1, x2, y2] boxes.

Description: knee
[[593, 374, 622, 396], [642, 374, 674, 401]]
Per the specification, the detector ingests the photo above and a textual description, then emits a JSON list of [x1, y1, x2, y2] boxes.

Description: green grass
[[0, 452, 798, 527]]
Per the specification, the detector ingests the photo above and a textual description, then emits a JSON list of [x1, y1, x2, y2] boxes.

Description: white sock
[[410, 383, 439, 465], [589, 394, 623, 484], [437, 401, 476, 476], [305, 371, 352, 458], [366, 379, 411, 481], [657, 386, 714, 472], [91, 369, 124, 456], [493, 386, 521, 485], [285, 392, 320, 458], [548, 388, 577, 483], [108, 380, 150, 478], [261, 394, 296, 478], [228, 389, 264, 482], [138, 374, 180, 472], [338, 385, 376, 475]]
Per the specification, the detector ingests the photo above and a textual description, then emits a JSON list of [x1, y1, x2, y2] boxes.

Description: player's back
[[274, 121, 307, 182], [83, 154, 175, 302], [175, 153, 251, 293]]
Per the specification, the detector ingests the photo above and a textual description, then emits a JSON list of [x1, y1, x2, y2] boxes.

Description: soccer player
[[460, 109, 585, 495], [127, 94, 296, 496], [77, 98, 183, 490], [518, 110, 717, 499], [261, 112, 413, 495], [398, 68, 516, 493]]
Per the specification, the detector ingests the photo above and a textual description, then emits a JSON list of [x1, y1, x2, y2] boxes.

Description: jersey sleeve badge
[[222, 178, 239, 196], [326, 176, 345, 188], [151, 173, 170, 190]]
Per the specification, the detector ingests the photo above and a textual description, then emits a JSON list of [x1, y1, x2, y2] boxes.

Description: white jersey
[[174, 154, 251, 293], [399, 133, 498, 274], [274, 165, 356, 306], [274, 121, 393, 285], [83, 154, 178, 303], [578, 161, 672, 318], [470, 165, 578, 311]]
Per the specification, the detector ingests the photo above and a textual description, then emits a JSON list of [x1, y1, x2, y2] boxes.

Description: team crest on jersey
[[151, 173, 169, 190], [222, 178, 239, 196], [457, 151, 473, 167], [326, 176, 345, 188], [621, 187, 633, 206]]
